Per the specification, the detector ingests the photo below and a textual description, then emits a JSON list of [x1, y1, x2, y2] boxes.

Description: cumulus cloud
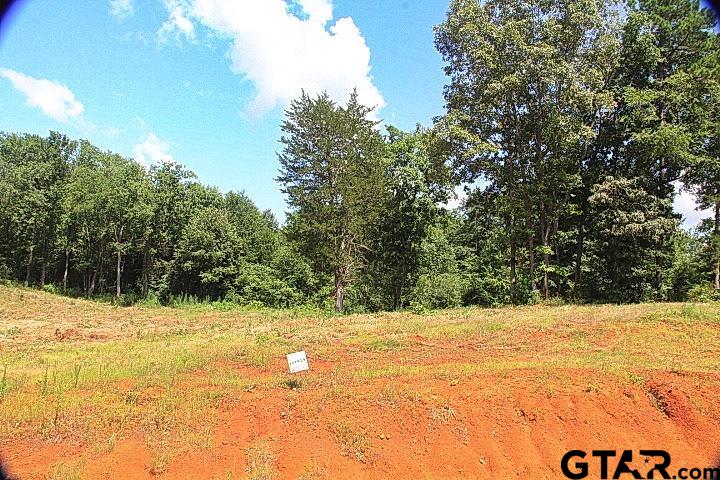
[[1, 68, 84, 123], [109, 0, 134, 20], [133, 132, 174, 166], [157, 0, 196, 43], [158, 0, 384, 116]]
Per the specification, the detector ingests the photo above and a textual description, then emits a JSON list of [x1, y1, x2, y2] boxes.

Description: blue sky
[[0, 0, 447, 223], [0, 0, 713, 227]]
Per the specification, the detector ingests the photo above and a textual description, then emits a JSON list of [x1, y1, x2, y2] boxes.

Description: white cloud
[[158, 0, 196, 43], [158, 0, 384, 116], [110, 0, 134, 20], [133, 132, 174, 166], [673, 181, 713, 230], [293, 0, 332, 25], [0, 68, 84, 123]]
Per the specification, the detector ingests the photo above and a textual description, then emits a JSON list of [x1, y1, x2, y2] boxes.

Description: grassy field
[[1, 284, 719, 479]]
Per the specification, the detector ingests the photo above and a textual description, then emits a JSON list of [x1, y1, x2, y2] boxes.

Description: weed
[[296, 462, 328, 480], [0, 364, 7, 399], [362, 337, 403, 352], [48, 458, 85, 480], [430, 404, 457, 423], [150, 450, 170, 476], [376, 382, 399, 406], [39, 365, 49, 396], [281, 376, 303, 390], [331, 420, 372, 464], [0, 326, 21, 337], [244, 439, 276, 480], [645, 385, 669, 416], [584, 379, 601, 393], [72, 363, 82, 389]]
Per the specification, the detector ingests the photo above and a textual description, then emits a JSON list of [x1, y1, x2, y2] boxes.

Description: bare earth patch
[[1, 285, 719, 479]]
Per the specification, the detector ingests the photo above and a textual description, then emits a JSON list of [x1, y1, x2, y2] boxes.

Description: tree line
[[1, 0, 718, 311]]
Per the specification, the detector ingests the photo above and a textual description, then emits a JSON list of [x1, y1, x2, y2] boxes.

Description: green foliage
[[687, 283, 720, 302], [0, 133, 320, 309], [585, 176, 678, 301], [433, 0, 718, 304], [663, 231, 708, 301], [411, 273, 469, 310], [0, 0, 717, 311], [277, 91, 388, 312]]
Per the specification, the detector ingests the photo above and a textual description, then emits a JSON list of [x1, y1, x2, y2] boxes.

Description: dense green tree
[[169, 206, 242, 299], [586, 176, 678, 301], [0, 132, 72, 287], [144, 161, 197, 298], [680, 25, 720, 291], [664, 230, 708, 301], [277, 91, 388, 312], [63, 144, 152, 297], [369, 126, 451, 310], [411, 213, 469, 309], [614, 0, 719, 292], [0, 0, 717, 310], [435, 0, 622, 301]]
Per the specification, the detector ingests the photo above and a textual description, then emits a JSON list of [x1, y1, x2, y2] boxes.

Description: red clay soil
[[4, 368, 720, 480]]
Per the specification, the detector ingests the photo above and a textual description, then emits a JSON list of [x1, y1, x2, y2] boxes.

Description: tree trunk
[[141, 249, 152, 298], [24, 246, 34, 287], [334, 267, 345, 313], [542, 253, 549, 299], [89, 268, 97, 296], [510, 237, 517, 303], [116, 250, 122, 299], [507, 210, 517, 302], [98, 253, 105, 294], [393, 284, 403, 311], [63, 249, 70, 292], [574, 214, 585, 293], [39, 265, 46, 289], [113, 226, 125, 299], [528, 233, 536, 292], [89, 244, 103, 296], [553, 216, 560, 296], [715, 201, 720, 290], [540, 209, 550, 299], [393, 265, 405, 311]]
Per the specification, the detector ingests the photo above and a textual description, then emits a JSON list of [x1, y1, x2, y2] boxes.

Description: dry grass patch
[[244, 439, 276, 480], [330, 419, 373, 464], [1, 285, 719, 455]]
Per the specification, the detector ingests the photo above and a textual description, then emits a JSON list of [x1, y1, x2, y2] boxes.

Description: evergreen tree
[[277, 91, 387, 312]]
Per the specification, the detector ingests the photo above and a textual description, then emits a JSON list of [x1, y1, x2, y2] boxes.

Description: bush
[[42, 283, 62, 295], [687, 283, 720, 302], [410, 273, 469, 310], [234, 263, 304, 308], [137, 291, 162, 308], [463, 273, 510, 307]]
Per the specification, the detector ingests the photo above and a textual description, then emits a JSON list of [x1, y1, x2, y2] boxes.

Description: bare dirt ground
[[1, 285, 719, 479]]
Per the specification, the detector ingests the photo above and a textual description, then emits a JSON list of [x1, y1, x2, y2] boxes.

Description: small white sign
[[286, 350, 309, 374]]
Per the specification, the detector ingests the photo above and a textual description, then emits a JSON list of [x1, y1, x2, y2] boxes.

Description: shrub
[[410, 273, 469, 310], [687, 283, 720, 302]]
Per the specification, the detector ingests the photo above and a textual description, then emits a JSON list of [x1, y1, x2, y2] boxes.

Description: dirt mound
[[2, 291, 719, 479], [5, 369, 720, 479]]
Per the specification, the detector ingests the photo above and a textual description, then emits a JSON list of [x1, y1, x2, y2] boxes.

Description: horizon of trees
[[1, 0, 718, 312]]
